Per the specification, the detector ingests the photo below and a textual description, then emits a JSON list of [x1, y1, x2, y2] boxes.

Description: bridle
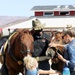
[[20, 42, 34, 55], [7, 31, 34, 65]]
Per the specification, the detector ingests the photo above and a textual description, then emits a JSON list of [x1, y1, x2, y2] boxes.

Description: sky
[[0, 0, 75, 17]]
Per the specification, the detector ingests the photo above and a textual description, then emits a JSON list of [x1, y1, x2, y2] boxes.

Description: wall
[[54, 11, 59, 16], [35, 12, 43, 16], [70, 11, 75, 15]]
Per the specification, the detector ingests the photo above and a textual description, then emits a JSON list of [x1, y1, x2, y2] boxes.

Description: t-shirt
[[26, 69, 38, 75], [64, 39, 75, 71], [64, 39, 75, 63]]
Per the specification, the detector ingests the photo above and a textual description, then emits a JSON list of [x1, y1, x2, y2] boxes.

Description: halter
[[20, 42, 33, 55], [20, 49, 31, 54], [8, 40, 33, 65]]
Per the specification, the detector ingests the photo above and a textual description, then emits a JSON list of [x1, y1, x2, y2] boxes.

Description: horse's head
[[46, 46, 64, 72], [8, 29, 34, 64], [19, 29, 34, 57], [46, 47, 59, 63]]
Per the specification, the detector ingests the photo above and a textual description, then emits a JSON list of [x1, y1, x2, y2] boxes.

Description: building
[[31, 5, 75, 16], [1, 5, 75, 36]]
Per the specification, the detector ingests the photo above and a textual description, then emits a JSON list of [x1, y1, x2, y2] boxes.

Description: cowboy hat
[[66, 24, 72, 30], [32, 19, 45, 30]]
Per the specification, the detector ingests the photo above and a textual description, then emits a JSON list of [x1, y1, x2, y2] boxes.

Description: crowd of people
[[0, 18, 75, 75], [50, 25, 75, 75], [26, 19, 75, 75], [30, 19, 75, 75]]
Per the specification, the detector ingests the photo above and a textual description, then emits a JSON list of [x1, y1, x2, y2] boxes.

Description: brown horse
[[46, 31, 64, 72], [2, 29, 34, 75]]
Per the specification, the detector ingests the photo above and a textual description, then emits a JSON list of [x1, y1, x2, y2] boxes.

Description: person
[[23, 55, 59, 75], [66, 24, 72, 30], [64, 24, 75, 37], [49, 30, 75, 75], [31, 19, 51, 74]]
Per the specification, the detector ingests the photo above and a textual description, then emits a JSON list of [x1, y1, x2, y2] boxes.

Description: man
[[31, 19, 51, 75], [66, 24, 72, 30], [49, 30, 75, 75]]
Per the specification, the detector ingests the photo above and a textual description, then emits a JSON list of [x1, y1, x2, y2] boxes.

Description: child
[[23, 55, 59, 75]]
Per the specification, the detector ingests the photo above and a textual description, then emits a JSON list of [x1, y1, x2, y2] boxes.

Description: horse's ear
[[24, 30, 32, 35], [22, 29, 29, 33], [30, 29, 35, 35]]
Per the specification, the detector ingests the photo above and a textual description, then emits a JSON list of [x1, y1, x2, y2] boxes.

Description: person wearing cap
[[66, 24, 72, 30], [66, 24, 75, 38], [31, 19, 51, 75], [49, 30, 75, 75]]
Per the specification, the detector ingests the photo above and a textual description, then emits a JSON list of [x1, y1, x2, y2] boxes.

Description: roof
[[0, 16, 28, 28], [31, 5, 75, 11], [1, 19, 29, 28]]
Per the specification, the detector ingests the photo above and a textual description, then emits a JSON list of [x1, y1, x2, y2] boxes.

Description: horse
[[46, 31, 65, 72], [1, 29, 34, 75]]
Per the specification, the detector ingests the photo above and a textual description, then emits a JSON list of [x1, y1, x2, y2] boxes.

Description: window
[[60, 11, 69, 16], [44, 12, 54, 16]]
